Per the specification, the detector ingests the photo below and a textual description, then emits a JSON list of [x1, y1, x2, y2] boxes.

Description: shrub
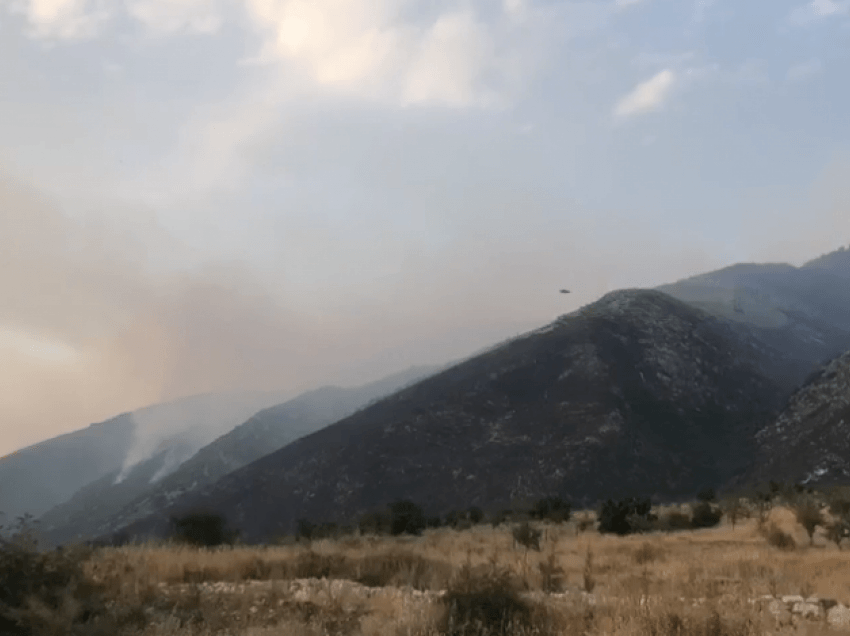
[[696, 487, 717, 503], [825, 488, 850, 549], [512, 522, 542, 552], [359, 510, 392, 535], [441, 563, 532, 636], [826, 520, 850, 550], [538, 552, 565, 593], [761, 522, 796, 551], [793, 498, 825, 545], [691, 502, 722, 529], [598, 497, 652, 535], [445, 510, 464, 528], [170, 511, 238, 547], [467, 507, 484, 525], [296, 518, 315, 542], [575, 513, 594, 533], [389, 500, 426, 536], [720, 497, 746, 529], [0, 516, 109, 635], [530, 496, 572, 523], [490, 510, 514, 527], [662, 510, 693, 532], [633, 541, 663, 565]]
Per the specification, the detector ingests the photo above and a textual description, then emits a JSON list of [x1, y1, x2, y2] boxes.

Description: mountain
[[0, 390, 292, 529], [0, 415, 135, 525], [732, 349, 850, 489], [39, 366, 439, 547], [655, 245, 850, 369], [110, 289, 806, 545]]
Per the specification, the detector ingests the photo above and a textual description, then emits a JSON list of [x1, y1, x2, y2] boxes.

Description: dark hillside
[[114, 289, 800, 544]]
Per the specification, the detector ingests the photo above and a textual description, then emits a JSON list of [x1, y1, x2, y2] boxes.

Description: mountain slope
[[0, 389, 294, 526], [734, 349, 850, 489], [39, 366, 438, 546], [0, 415, 135, 523], [112, 289, 803, 544], [655, 245, 850, 368]]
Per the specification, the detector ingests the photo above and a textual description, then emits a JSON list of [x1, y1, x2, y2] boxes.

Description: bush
[[445, 510, 464, 528], [761, 522, 796, 551], [720, 497, 747, 529], [691, 502, 723, 529], [389, 500, 426, 536], [170, 511, 238, 547], [793, 498, 825, 545], [467, 507, 484, 525], [490, 510, 515, 527], [530, 496, 572, 523], [697, 488, 717, 502], [441, 563, 532, 636], [0, 516, 108, 635], [359, 510, 392, 536], [662, 510, 693, 532], [296, 518, 315, 542], [512, 522, 542, 551], [296, 519, 350, 541], [598, 497, 652, 535]]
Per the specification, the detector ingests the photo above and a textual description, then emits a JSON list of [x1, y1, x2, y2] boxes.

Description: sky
[[1, 0, 850, 457]]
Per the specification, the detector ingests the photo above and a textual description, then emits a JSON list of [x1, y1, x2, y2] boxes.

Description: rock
[[828, 604, 850, 629], [792, 601, 822, 619]]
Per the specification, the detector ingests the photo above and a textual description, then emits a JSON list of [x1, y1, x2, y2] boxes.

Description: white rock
[[792, 601, 822, 619], [828, 604, 850, 629]]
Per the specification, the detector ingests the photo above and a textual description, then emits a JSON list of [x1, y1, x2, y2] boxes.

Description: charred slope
[[43, 366, 437, 546], [733, 350, 850, 490], [114, 290, 801, 544]]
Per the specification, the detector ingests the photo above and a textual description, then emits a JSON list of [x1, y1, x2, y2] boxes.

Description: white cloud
[[402, 10, 497, 107], [241, 0, 509, 108], [789, 0, 850, 24], [613, 69, 675, 119], [125, 0, 223, 35], [8, 0, 110, 39], [787, 58, 823, 81]]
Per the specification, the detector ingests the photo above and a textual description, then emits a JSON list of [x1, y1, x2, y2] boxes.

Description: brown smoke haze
[[2, 146, 849, 458]]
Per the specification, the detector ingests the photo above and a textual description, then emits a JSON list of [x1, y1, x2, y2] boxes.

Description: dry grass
[[6, 504, 850, 635]]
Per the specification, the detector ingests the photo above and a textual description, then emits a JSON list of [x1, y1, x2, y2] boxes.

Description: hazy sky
[[2, 0, 850, 457]]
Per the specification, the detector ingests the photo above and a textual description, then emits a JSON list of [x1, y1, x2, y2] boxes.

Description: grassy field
[[5, 499, 850, 636]]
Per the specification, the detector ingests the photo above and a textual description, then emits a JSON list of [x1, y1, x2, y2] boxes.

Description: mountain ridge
[[109, 289, 800, 544]]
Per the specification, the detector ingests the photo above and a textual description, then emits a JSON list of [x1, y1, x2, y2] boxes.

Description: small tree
[[389, 500, 426, 536], [793, 498, 825, 546], [171, 511, 237, 547], [530, 496, 572, 523], [467, 507, 484, 525], [825, 488, 850, 550], [697, 488, 717, 503], [691, 502, 723, 529], [359, 510, 392, 535], [512, 521, 541, 551], [296, 518, 316, 542], [598, 497, 652, 535], [720, 497, 746, 530]]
